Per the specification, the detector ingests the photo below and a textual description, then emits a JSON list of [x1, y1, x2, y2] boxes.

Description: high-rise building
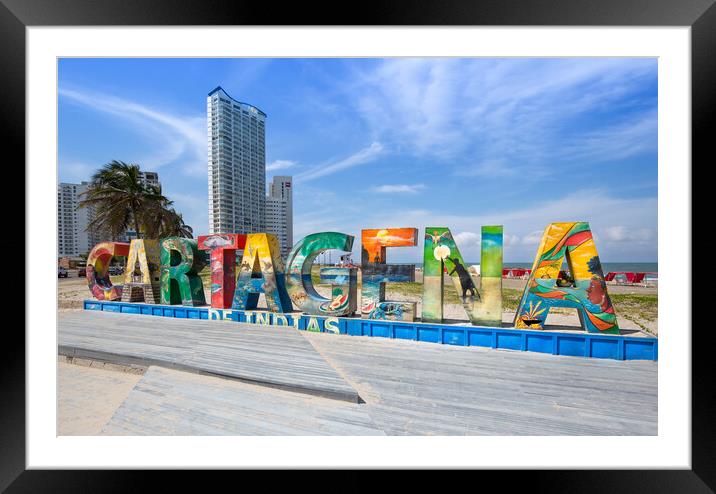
[[58, 183, 81, 257], [120, 171, 162, 241], [139, 171, 160, 190], [57, 171, 161, 256], [58, 181, 102, 257], [207, 86, 266, 235], [266, 175, 293, 257]]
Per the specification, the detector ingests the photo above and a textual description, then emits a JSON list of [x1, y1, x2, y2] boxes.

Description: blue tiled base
[[83, 300, 658, 361]]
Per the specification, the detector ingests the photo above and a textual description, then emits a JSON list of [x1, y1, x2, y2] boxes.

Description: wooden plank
[[61, 310, 657, 435], [59, 311, 361, 403], [101, 366, 384, 436], [302, 332, 657, 436]]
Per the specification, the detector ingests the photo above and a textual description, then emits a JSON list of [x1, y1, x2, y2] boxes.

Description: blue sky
[[58, 58, 657, 262]]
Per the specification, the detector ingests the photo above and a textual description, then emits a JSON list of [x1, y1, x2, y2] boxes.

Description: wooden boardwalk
[[58, 311, 361, 402], [60, 311, 657, 435], [303, 331, 658, 435], [102, 366, 383, 436]]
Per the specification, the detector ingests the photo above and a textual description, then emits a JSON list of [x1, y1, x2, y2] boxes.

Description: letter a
[[232, 233, 292, 313], [514, 222, 619, 334]]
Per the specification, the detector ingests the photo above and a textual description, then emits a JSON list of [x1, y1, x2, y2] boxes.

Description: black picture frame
[[3, 0, 706, 490]]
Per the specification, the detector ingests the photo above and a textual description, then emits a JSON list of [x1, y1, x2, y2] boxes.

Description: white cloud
[[453, 231, 481, 248], [457, 161, 519, 178], [560, 111, 657, 163], [521, 231, 545, 246], [372, 184, 426, 194], [605, 226, 629, 241], [604, 225, 655, 243], [59, 87, 206, 177], [354, 59, 465, 158], [331, 188, 657, 262], [59, 86, 212, 236], [294, 142, 384, 183], [455, 160, 552, 180], [58, 161, 98, 183], [503, 234, 521, 246], [349, 58, 657, 173], [267, 159, 297, 172]]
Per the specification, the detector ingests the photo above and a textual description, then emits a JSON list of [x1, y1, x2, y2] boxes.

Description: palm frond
[[78, 160, 189, 240]]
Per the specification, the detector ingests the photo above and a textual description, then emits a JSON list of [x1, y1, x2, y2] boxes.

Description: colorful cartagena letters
[[122, 239, 162, 304], [85, 221, 620, 335], [286, 232, 357, 317], [232, 233, 292, 313], [86, 242, 130, 301], [198, 233, 247, 309], [160, 237, 207, 306], [514, 222, 620, 334], [360, 228, 418, 321], [422, 226, 503, 326]]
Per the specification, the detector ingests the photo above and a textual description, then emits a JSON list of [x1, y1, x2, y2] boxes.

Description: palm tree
[[161, 209, 193, 238], [79, 160, 177, 240], [141, 198, 194, 239]]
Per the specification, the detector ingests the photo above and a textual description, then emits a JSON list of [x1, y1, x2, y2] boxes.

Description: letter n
[[422, 226, 503, 327]]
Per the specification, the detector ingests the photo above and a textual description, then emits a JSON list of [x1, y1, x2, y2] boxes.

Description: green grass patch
[[501, 289, 524, 311], [610, 293, 658, 322], [386, 281, 423, 298]]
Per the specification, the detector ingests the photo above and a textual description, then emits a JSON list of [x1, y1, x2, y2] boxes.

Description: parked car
[[77, 265, 87, 277], [109, 266, 124, 276], [58, 266, 68, 278]]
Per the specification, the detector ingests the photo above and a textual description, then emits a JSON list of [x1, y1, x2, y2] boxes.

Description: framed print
[[4, 0, 707, 489]]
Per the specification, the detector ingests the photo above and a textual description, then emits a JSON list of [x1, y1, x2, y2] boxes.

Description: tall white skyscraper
[[58, 181, 102, 257], [57, 171, 161, 257], [58, 183, 81, 257], [266, 175, 293, 257], [207, 86, 266, 234]]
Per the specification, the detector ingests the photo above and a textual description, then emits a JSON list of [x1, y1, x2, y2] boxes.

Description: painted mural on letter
[[232, 233, 292, 313], [513, 222, 620, 334], [86, 242, 130, 301], [422, 226, 503, 326], [81, 219, 628, 337], [198, 233, 247, 309], [285, 232, 357, 317], [121, 239, 161, 304], [160, 237, 206, 306], [360, 228, 418, 321]]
